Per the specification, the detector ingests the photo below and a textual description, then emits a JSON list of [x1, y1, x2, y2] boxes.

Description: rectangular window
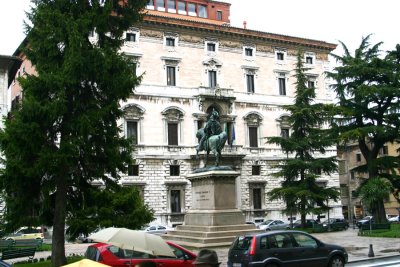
[[170, 190, 181, 213], [350, 171, 355, 180], [249, 126, 258, 148], [307, 81, 315, 88], [198, 4, 207, 18], [252, 165, 261, 176], [245, 48, 253, 56], [208, 70, 217, 88], [356, 153, 361, 162], [126, 33, 136, 42], [279, 77, 286, 95], [188, 3, 196, 16], [128, 164, 139, 176], [246, 74, 255, 93], [381, 145, 388, 155], [178, 1, 186, 14], [167, 0, 176, 13], [166, 37, 175, 46], [167, 66, 176, 86], [281, 128, 289, 139], [168, 123, 178, 145], [170, 165, 180, 176], [127, 121, 138, 144], [156, 0, 165, 11], [253, 188, 262, 209], [277, 52, 284, 60], [306, 56, 313, 64], [207, 43, 216, 52], [216, 11, 222, 20]]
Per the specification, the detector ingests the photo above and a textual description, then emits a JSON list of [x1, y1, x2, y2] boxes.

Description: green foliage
[[357, 177, 392, 210], [0, 0, 147, 266], [66, 185, 154, 240], [327, 35, 400, 221], [358, 223, 400, 238], [267, 51, 339, 225], [14, 256, 84, 267]]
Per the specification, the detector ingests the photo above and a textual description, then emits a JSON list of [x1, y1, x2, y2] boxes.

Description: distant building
[[338, 142, 400, 220], [9, 0, 342, 226]]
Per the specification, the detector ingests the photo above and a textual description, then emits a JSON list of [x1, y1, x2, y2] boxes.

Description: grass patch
[[14, 256, 84, 267], [358, 223, 400, 238]]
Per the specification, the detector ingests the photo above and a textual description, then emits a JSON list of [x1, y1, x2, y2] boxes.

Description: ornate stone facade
[[115, 7, 342, 226]]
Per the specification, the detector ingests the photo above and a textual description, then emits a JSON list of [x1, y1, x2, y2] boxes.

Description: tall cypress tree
[[0, 0, 146, 265], [267, 51, 339, 227], [327, 35, 400, 223]]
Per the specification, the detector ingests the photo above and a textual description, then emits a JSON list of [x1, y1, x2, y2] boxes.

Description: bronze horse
[[196, 128, 227, 166]]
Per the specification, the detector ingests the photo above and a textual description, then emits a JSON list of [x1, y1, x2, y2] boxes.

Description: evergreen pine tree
[[327, 35, 400, 223], [0, 0, 147, 265], [267, 51, 339, 227]]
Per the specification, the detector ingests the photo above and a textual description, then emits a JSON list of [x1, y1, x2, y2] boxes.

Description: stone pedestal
[[185, 170, 245, 226], [163, 169, 260, 248]]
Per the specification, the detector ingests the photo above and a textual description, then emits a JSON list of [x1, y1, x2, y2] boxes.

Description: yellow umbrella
[[62, 259, 110, 267]]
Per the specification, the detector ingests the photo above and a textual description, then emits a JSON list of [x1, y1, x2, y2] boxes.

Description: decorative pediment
[[123, 104, 145, 120], [202, 58, 223, 68], [162, 107, 185, 121]]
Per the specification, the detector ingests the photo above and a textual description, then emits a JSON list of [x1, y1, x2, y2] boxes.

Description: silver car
[[140, 224, 173, 235], [258, 219, 291, 231]]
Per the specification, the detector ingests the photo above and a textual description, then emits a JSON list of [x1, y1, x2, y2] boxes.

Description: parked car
[[140, 224, 173, 235], [322, 218, 349, 231], [77, 228, 101, 243], [292, 219, 319, 228], [227, 230, 348, 267], [85, 241, 196, 267], [356, 216, 373, 228], [388, 215, 399, 222], [258, 220, 290, 231], [3, 227, 44, 241]]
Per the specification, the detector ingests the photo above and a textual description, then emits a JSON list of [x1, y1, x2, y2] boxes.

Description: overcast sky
[[1, 0, 399, 58]]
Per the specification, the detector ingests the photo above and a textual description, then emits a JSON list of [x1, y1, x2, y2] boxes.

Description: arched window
[[123, 104, 145, 144], [162, 107, 185, 146], [277, 115, 290, 139], [244, 112, 263, 148]]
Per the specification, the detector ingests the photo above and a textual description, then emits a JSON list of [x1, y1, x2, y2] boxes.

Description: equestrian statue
[[196, 109, 227, 166]]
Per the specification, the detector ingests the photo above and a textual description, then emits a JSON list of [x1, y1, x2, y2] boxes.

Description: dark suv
[[227, 230, 347, 267]]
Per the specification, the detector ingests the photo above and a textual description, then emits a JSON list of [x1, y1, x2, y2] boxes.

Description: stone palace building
[[8, 0, 342, 226]]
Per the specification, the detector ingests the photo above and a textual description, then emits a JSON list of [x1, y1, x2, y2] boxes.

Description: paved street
[[5, 228, 400, 266]]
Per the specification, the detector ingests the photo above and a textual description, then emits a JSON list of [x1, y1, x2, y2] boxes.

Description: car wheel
[[286, 227, 291, 230], [329, 255, 345, 267]]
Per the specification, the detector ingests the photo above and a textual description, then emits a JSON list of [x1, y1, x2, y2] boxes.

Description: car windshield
[[232, 236, 253, 250], [361, 216, 371, 220], [322, 218, 334, 224]]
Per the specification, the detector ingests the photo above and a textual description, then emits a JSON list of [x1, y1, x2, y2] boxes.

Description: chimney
[[243, 21, 247, 29]]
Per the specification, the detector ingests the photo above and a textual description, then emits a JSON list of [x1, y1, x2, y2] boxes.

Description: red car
[[85, 241, 197, 267]]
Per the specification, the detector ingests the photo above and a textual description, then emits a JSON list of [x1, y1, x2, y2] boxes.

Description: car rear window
[[232, 236, 253, 250]]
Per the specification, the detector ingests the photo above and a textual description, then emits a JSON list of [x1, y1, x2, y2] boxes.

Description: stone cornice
[[141, 14, 337, 51]]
